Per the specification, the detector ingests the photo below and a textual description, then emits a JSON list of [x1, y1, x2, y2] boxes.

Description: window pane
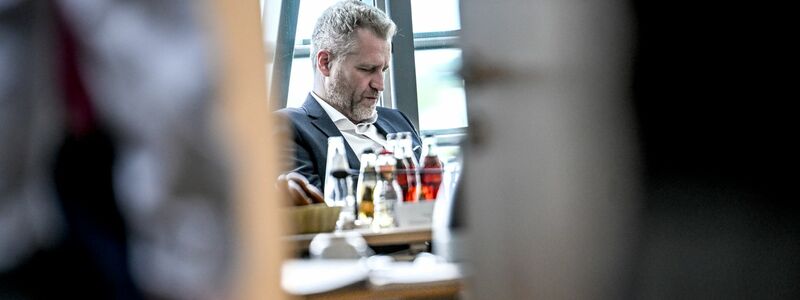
[[410, 0, 461, 33], [295, 0, 340, 43], [288, 0, 350, 108], [287, 57, 312, 108], [415, 48, 467, 130]]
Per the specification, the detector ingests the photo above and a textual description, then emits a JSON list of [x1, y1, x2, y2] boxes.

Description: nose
[[370, 72, 384, 92]]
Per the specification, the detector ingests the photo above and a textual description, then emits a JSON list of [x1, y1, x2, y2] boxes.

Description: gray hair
[[311, 0, 396, 71]]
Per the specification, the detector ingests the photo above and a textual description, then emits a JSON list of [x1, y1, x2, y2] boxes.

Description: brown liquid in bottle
[[356, 149, 378, 221], [420, 134, 443, 200], [421, 154, 443, 201], [401, 132, 421, 202], [358, 186, 375, 219], [393, 145, 416, 202], [404, 160, 419, 202]]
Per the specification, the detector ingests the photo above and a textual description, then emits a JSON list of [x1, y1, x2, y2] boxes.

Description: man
[[277, 0, 422, 192]]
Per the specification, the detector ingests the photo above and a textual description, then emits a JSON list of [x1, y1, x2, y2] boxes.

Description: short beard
[[326, 69, 376, 123]]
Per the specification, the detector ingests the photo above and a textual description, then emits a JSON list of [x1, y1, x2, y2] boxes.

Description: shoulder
[[377, 106, 414, 125], [275, 106, 306, 119], [377, 106, 408, 120], [273, 107, 309, 138], [275, 107, 313, 129]]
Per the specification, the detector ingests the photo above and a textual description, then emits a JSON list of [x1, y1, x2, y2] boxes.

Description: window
[[285, 0, 338, 108], [410, 0, 466, 131]]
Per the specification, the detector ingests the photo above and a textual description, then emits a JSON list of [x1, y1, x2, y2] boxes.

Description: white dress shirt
[[312, 92, 387, 161]]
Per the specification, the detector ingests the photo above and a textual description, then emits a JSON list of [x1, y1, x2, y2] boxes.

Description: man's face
[[325, 29, 391, 123]]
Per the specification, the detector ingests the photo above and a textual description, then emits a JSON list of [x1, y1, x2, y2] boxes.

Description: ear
[[316, 50, 332, 77]]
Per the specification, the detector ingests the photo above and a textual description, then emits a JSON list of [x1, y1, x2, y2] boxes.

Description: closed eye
[[358, 66, 389, 73]]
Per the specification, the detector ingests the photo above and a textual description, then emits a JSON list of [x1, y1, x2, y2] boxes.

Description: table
[[301, 279, 462, 300], [282, 258, 463, 300], [283, 226, 463, 299], [285, 225, 432, 252]]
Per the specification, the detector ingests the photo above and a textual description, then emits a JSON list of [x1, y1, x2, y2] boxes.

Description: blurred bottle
[[392, 134, 411, 202], [373, 148, 401, 229], [329, 148, 349, 200], [421, 134, 444, 201], [345, 174, 356, 216], [329, 147, 355, 230], [324, 137, 349, 206], [356, 149, 378, 222], [400, 132, 421, 202], [432, 154, 465, 262], [385, 133, 397, 157]]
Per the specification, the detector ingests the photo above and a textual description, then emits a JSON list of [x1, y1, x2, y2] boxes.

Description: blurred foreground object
[[211, 0, 290, 298], [459, 0, 797, 298], [1, 0, 233, 298], [460, 0, 637, 298], [627, 1, 798, 298]]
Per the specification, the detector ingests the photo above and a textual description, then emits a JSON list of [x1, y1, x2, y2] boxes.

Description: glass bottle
[[324, 137, 350, 206], [373, 148, 400, 229], [384, 133, 397, 156], [400, 132, 421, 202], [421, 134, 444, 201], [331, 149, 357, 230], [392, 133, 412, 202], [355, 149, 378, 222]]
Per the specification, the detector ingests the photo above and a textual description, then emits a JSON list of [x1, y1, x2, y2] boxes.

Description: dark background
[[629, 1, 797, 298]]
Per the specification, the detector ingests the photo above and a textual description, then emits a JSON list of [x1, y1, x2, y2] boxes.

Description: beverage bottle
[[421, 134, 444, 201], [392, 134, 412, 202], [400, 132, 421, 202], [385, 132, 398, 151], [372, 148, 400, 229], [329, 147, 356, 230], [324, 137, 350, 206], [355, 149, 378, 222]]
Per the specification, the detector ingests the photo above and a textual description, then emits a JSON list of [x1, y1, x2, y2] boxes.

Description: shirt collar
[[311, 92, 378, 131]]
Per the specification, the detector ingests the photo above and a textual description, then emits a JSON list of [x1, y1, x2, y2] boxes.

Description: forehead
[[346, 29, 391, 64]]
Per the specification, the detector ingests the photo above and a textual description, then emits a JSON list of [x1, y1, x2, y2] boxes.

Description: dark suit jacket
[[276, 94, 423, 191]]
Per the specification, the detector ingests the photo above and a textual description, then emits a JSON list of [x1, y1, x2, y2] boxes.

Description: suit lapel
[[303, 94, 339, 137], [302, 94, 361, 170], [344, 143, 360, 171], [374, 109, 399, 137]]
